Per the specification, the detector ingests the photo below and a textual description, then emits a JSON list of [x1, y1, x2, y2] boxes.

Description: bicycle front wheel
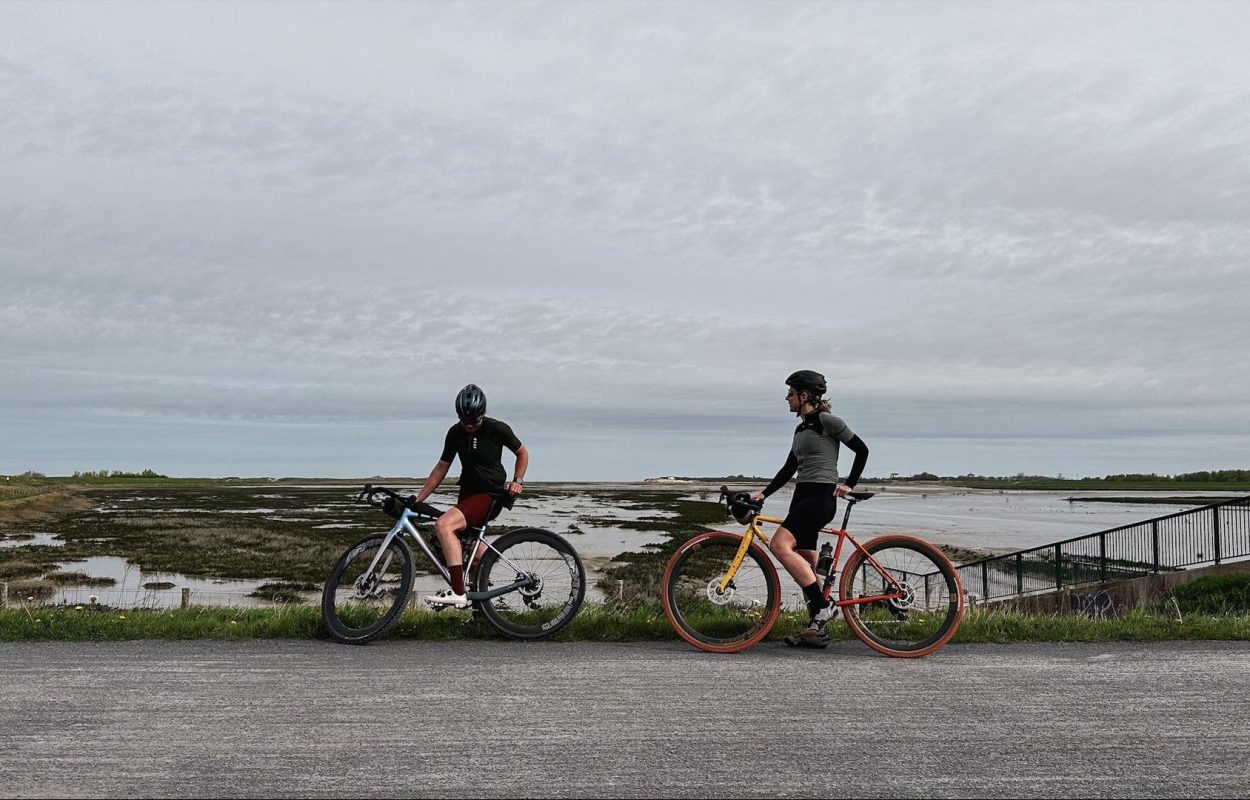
[[839, 534, 964, 658], [662, 531, 781, 653], [476, 528, 586, 640], [321, 533, 415, 644]]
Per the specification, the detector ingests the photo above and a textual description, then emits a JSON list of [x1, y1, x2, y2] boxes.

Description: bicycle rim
[[662, 532, 780, 653], [321, 533, 414, 644], [477, 529, 585, 640], [839, 535, 963, 658]]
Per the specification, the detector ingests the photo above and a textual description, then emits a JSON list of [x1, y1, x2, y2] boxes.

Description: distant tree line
[[882, 470, 1250, 483], [71, 469, 168, 479]]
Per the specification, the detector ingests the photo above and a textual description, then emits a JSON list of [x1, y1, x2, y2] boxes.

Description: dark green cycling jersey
[[440, 417, 522, 495]]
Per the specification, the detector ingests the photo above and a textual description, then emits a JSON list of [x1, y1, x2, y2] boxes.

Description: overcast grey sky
[[2, 1, 1248, 480]]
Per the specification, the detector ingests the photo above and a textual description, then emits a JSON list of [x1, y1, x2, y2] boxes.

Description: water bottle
[[816, 542, 835, 583]]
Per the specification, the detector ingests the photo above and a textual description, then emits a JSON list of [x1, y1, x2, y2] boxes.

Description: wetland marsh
[[0, 479, 1239, 610]]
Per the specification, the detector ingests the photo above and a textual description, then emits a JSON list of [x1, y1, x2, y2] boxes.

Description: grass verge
[[2, 604, 1249, 644]]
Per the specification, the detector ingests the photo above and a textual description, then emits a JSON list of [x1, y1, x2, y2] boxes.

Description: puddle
[[0, 532, 66, 549], [49, 556, 279, 609]]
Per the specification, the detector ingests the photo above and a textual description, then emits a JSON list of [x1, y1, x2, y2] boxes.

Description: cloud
[[2, 2, 1249, 476]]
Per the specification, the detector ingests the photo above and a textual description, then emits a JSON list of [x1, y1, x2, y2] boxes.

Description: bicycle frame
[[719, 502, 908, 608], [362, 507, 535, 602]]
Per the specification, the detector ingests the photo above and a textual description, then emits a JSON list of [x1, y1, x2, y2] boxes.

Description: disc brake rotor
[[887, 582, 917, 611], [518, 572, 544, 605], [706, 577, 736, 605], [354, 572, 382, 599]]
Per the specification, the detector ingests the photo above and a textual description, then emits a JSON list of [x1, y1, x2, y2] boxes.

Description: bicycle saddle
[[846, 491, 875, 503]]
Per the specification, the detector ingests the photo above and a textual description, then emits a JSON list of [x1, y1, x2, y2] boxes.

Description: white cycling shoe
[[811, 603, 841, 626], [424, 590, 471, 609]]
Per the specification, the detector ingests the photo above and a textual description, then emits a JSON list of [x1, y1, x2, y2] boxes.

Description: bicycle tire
[[475, 528, 586, 640], [662, 531, 782, 654], [838, 534, 964, 658], [322, 532, 415, 644]]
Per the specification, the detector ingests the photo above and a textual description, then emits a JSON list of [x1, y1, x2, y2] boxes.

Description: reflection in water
[[0, 532, 65, 549], [50, 556, 275, 608], [13, 484, 1235, 609]]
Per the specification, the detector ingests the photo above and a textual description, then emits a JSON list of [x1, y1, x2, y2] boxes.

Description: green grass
[[1165, 573, 1250, 615], [3, 603, 1249, 643]]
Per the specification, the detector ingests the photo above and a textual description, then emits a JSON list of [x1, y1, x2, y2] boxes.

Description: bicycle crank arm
[[465, 580, 532, 600]]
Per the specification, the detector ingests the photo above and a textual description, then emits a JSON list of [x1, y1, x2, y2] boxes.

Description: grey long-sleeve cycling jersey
[[762, 412, 868, 497]]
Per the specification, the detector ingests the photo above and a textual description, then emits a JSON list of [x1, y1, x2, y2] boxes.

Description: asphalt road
[[2, 640, 1247, 798]]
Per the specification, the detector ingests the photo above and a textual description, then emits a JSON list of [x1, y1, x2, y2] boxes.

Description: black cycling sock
[[802, 581, 826, 615], [449, 564, 465, 595]]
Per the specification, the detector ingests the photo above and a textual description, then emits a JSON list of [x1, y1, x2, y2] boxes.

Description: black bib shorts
[[781, 482, 837, 551]]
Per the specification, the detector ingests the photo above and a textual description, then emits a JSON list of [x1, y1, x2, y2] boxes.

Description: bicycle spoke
[[840, 536, 962, 656], [322, 534, 414, 642], [479, 531, 584, 639], [663, 533, 780, 651]]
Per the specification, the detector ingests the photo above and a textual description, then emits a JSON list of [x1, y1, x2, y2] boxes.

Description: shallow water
[[10, 484, 1243, 610], [754, 487, 1241, 553], [0, 532, 65, 549], [50, 556, 278, 609]]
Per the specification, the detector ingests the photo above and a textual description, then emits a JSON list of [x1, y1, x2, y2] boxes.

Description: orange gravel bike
[[661, 487, 964, 656]]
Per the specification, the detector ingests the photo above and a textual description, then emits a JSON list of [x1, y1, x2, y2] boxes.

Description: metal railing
[[957, 496, 1250, 602]]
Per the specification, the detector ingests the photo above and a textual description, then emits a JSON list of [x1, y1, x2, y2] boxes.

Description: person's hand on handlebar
[[507, 480, 523, 498], [750, 492, 765, 504]]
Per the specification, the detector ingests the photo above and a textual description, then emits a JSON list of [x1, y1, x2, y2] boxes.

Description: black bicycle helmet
[[455, 384, 487, 421], [785, 370, 826, 397]]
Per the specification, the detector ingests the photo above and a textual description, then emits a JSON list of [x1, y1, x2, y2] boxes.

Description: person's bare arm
[[414, 460, 452, 503], [508, 445, 529, 496]]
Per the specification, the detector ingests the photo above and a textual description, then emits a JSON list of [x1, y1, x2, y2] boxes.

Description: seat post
[[840, 498, 856, 532]]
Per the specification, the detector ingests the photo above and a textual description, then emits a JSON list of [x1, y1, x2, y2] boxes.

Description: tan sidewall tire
[[838, 534, 965, 659], [661, 531, 782, 654]]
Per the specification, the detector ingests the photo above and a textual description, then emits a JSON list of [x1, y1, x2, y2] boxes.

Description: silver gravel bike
[[322, 484, 585, 643]]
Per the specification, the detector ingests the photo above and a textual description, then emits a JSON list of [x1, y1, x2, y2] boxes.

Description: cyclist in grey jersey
[[751, 370, 869, 648]]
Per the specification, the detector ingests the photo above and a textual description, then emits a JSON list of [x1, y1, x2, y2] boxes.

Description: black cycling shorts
[[780, 483, 837, 551]]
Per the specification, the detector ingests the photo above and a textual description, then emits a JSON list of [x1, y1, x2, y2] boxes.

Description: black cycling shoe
[[784, 628, 830, 649]]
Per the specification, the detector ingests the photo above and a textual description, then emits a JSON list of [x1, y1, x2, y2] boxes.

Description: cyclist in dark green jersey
[[751, 370, 869, 648], [410, 384, 528, 609]]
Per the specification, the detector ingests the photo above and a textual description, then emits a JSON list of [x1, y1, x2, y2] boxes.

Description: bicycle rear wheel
[[322, 533, 415, 644], [475, 528, 585, 640], [839, 534, 964, 658], [662, 531, 781, 653]]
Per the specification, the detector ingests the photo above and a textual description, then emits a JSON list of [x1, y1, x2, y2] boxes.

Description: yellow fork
[[716, 516, 778, 592]]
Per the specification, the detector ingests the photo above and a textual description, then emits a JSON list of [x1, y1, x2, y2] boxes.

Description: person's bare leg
[[425, 508, 470, 605], [434, 507, 468, 569], [772, 529, 835, 647], [769, 528, 817, 586]]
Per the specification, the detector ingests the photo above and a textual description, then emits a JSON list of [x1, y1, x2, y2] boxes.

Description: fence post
[[181, 587, 191, 609], [1152, 521, 1160, 574], [1055, 545, 1063, 590], [616, 580, 624, 601], [1213, 507, 1222, 565], [1016, 554, 1023, 595], [981, 561, 989, 600], [1099, 533, 1107, 583], [1, 581, 7, 608]]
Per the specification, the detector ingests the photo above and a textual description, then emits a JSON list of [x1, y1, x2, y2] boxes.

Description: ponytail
[[797, 392, 832, 416]]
